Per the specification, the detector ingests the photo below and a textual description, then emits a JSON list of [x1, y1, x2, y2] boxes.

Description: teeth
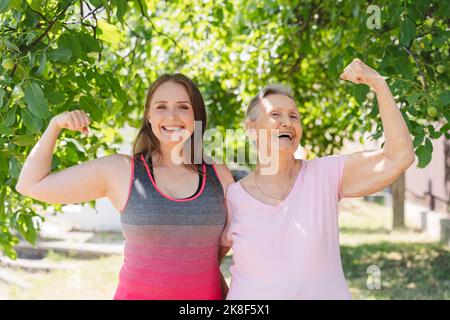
[[162, 126, 184, 131], [277, 132, 293, 139]]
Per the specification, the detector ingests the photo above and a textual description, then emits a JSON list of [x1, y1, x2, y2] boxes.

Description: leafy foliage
[[0, 0, 448, 257]]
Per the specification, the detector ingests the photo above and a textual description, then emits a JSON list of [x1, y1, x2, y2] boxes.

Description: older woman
[[219, 58, 415, 299]]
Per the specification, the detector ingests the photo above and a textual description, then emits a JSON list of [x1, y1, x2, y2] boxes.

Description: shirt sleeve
[[318, 154, 349, 202]]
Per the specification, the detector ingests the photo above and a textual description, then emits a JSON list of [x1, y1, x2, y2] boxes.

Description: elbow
[[384, 144, 415, 171], [394, 151, 416, 171], [402, 148, 416, 169], [15, 182, 29, 196], [405, 151, 416, 168], [15, 180, 35, 197]]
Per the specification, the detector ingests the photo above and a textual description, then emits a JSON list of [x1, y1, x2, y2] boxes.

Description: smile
[[161, 125, 185, 132], [276, 132, 294, 140]]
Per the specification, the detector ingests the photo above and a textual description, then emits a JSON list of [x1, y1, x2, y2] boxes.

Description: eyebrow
[[153, 100, 191, 104]]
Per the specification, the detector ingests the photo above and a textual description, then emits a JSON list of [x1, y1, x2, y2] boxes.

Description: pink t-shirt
[[220, 155, 351, 300]]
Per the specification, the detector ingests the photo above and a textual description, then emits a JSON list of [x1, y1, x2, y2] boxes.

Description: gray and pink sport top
[[114, 154, 226, 300]]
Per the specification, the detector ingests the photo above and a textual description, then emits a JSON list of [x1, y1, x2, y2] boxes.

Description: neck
[[155, 143, 186, 167], [256, 152, 296, 177]]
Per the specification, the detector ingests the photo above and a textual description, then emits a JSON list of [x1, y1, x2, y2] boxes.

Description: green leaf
[[27, 0, 43, 12], [24, 82, 49, 119], [114, 0, 127, 23], [4, 38, 20, 52], [399, 17, 415, 47], [11, 135, 36, 146], [0, 88, 5, 109], [21, 108, 43, 133], [10, 0, 24, 11], [0, 0, 10, 13], [47, 91, 65, 105], [58, 33, 82, 61], [79, 95, 103, 122], [394, 53, 415, 80], [412, 132, 424, 148], [48, 47, 72, 63], [5, 106, 16, 127], [437, 90, 449, 107], [17, 214, 37, 244], [77, 32, 101, 53], [328, 54, 343, 78], [416, 138, 432, 168], [0, 123, 14, 135], [88, 0, 102, 6], [36, 52, 46, 75], [351, 84, 370, 105]]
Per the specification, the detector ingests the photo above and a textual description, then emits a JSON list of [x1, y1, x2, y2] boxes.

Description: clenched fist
[[340, 58, 385, 90], [51, 110, 91, 134]]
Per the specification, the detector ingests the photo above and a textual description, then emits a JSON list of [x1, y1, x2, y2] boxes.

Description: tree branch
[[400, 45, 427, 89], [27, 0, 76, 51], [136, 0, 186, 61]]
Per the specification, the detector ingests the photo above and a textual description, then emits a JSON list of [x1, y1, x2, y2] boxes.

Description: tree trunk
[[392, 172, 405, 229]]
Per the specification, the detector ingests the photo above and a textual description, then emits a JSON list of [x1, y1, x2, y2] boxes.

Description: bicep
[[24, 156, 113, 204], [341, 150, 403, 198]]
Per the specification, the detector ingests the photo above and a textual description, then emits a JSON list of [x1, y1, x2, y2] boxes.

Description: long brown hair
[[133, 73, 207, 171]]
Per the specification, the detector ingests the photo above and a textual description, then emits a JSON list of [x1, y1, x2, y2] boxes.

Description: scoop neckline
[[237, 160, 306, 209], [140, 154, 207, 202]]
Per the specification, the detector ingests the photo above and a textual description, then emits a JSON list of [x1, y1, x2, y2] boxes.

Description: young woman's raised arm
[[15, 110, 131, 208]]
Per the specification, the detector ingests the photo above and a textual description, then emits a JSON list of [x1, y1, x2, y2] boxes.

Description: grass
[[337, 198, 450, 299], [0, 198, 449, 299], [0, 253, 122, 300]]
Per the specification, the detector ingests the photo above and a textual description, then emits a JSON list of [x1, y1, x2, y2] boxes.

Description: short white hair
[[245, 84, 295, 121]]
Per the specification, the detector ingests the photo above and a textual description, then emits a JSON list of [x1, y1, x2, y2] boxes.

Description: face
[[248, 93, 302, 156], [147, 81, 195, 146]]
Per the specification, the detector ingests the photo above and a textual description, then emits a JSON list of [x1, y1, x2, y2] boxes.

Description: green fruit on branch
[[2, 58, 15, 70], [427, 106, 438, 118], [436, 65, 445, 74]]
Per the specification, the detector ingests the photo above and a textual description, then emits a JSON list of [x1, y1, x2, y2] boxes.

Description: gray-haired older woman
[[219, 58, 415, 299]]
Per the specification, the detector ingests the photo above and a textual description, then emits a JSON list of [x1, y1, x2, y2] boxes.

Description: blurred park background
[[0, 0, 449, 299]]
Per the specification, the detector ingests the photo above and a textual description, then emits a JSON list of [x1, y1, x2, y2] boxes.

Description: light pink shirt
[[221, 155, 351, 300]]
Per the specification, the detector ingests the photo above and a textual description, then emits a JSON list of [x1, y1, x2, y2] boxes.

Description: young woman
[[16, 73, 234, 300], [220, 58, 415, 299]]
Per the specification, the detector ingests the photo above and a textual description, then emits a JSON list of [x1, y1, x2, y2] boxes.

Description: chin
[[279, 146, 297, 155]]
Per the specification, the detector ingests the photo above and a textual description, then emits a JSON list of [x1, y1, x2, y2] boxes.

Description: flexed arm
[[339, 59, 415, 197], [16, 110, 122, 205]]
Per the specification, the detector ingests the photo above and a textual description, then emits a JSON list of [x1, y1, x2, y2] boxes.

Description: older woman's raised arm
[[339, 58, 415, 198]]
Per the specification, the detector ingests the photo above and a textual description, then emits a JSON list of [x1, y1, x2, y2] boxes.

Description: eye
[[271, 112, 280, 117], [156, 104, 166, 110], [179, 104, 190, 110], [290, 114, 298, 119]]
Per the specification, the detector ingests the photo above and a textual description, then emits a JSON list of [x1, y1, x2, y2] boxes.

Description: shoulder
[[211, 163, 235, 195], [213, 163, 234, 183], [95, 154, 133, 186], [308, 154, 348, 167], [100, 153, 133, 170], [306, 154, 349, 181]]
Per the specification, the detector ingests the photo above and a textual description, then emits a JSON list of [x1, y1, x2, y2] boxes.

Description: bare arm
[[339, 59, 415, 197], [15, 110, 127, 206], [213, 163, 235, 298]]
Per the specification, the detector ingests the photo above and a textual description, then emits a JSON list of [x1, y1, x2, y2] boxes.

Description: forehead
[[151, 81, 191, 103], [260, 94, 297, 112]]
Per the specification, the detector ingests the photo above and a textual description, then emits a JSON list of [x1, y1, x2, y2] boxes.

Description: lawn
[[1, 198, 449, 299]]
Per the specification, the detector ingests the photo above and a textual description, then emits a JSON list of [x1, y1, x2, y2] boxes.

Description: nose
[[167, 105, 179, 118], [280, 114, 290, 127]]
